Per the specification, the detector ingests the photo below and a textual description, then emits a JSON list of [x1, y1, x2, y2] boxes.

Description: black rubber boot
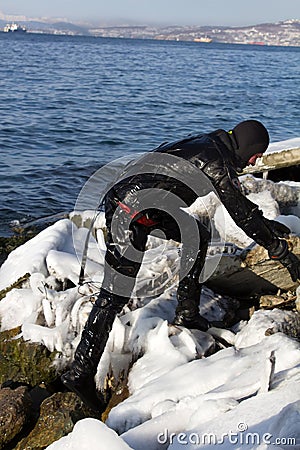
[[173, 315, 210, 331], [173, 281, 210, 332], [61, 371, 105, 413], [61, 291, 125, 412]]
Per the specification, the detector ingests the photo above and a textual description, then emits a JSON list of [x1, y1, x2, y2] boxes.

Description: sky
[[1, 0, 300, 26]]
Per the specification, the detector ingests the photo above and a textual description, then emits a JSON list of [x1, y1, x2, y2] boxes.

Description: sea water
[[0, 33, 299, 235]]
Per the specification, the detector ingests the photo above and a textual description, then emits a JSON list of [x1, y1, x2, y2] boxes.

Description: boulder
[[0, 386, 32, 449], [15, 392, 100, 450], [259, 293, 296, 310], [0, 327, 58, 386], [208, 236, 300, 298]]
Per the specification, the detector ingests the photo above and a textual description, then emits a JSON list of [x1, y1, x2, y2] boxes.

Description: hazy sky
[[2, 0, 300, 26]]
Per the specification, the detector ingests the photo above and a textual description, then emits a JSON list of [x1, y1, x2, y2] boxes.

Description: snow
[[234, 309, 299, 349], [214, 190, 280, 248], [108, 333, 300, 449], [0, 219, 74, 291], [0, 144, 299, 450], [267, 137, 300, 154], [46, 418, 133, 450], [275, 214, 300, 236]]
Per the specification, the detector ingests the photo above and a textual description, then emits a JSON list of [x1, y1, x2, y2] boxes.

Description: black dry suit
[[61, 128, 294, 411]]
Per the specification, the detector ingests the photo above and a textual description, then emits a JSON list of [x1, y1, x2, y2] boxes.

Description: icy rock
[[240, 175, 300, 210], [168, 370, 300, 450], [15, 392, 100, 450], [0, 219, 75, 291], [108, 333, 300, 447], [235, 309, 300, 349], [247, 191, 280, 218], [0, 285, 41, 332], [208, 235, 300, 297], [0, 386, 32, 449], [46, 249, 102, 286]]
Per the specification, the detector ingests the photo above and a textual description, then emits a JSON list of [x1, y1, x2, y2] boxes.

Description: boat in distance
[[194, 36, 212, 43], [3, 23, 27, 33]]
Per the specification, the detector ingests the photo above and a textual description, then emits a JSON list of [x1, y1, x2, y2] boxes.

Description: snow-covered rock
[[46, 418, 133, 450]]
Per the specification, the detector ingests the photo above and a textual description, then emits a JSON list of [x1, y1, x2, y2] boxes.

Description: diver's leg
[[173, 220, 211, 331], [61, 198, 148, 411]]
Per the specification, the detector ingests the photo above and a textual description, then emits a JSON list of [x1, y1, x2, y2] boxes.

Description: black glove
[[280, 252, 300, 282], [268, 239, 300, 282], [267, 220, 291, 238]]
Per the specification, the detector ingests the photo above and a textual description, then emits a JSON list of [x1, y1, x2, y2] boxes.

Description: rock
[[0, 386, 32, 449], [0, 327, 58, 386], [0, 273, 30, 301], [240, 175, 299, 210], [264, 311, 300, 341], [101, 378, 130, 423], [282, 311, 300, 340], [208, 236, 300, 298], [296, 287, 300, 312], [15, 392, 100, 450], [259, 293, 296, 310]]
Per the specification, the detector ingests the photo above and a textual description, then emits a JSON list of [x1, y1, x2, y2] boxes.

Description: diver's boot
[[173, 280, 210, 332], [61, 292, 125, 412], [61, 369, 104, 413], [173, 311, 210, 331]]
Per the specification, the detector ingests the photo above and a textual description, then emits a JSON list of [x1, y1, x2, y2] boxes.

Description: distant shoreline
[[0, 31, 299, 49], [0, 19, 299, 47]]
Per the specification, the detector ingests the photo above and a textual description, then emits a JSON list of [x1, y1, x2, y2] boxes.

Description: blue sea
[[0, 33, 299, 236]]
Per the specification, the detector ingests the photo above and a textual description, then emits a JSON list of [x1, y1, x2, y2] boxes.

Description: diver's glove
[[266, 219, 291, 238], [268, 239, 300, 282]]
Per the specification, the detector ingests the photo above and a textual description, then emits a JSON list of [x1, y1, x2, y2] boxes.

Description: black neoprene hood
[[231, 120, 270, 168]]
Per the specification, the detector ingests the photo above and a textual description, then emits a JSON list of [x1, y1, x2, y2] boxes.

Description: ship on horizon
[[193, 36, 212, 43], [3, 23, 27, 33]]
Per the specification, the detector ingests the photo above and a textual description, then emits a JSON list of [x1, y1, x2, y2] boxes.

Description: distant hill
[[0, 14, 299, 46], [89, 19, 300, 46]]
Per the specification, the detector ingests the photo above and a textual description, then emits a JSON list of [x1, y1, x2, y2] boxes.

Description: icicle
[[42, 298, 55, 327], [259, 350, 276, 393]]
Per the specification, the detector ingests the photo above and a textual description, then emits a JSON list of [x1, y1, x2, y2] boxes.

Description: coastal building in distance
[[90, 20, 300, 47]]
